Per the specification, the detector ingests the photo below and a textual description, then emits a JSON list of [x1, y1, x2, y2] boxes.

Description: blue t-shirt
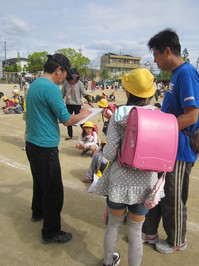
[[26, 78, 71, 147], [162, 62, 199, 162]]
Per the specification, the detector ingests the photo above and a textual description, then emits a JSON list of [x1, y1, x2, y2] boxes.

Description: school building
[[100, 53, 141, 78]]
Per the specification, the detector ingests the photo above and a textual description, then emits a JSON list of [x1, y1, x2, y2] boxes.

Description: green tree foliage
[[17, 52, 22, 72], [26, 51, 48, 73], [182, 48, 190, 63], [4, 65, 14, 72], [100, 68, 109, 80], [55, 48, 90, 78], [160, 70, 172, 82]]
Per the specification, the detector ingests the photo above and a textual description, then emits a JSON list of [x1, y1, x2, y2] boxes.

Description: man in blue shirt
[[26, 54, 90, 244], [142, 29, 199, 253]]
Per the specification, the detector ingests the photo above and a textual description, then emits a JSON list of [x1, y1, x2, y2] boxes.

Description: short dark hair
[[148, 28, 181, 56], [44, 60, 65, 74]]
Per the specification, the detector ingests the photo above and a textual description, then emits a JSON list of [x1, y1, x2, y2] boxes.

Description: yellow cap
[[82, 121, 94, 128], [122, 68, 155, 98], [96, 170, 102, 178], [98, 98, 108, 108], [3, 96, 8, 101], [14, 99, 19, 104]]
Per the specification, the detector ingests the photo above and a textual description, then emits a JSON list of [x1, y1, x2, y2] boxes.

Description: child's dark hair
[[126, 94, 153, 106], [154, 102, 161, 109], [82, 126, 94, 138]]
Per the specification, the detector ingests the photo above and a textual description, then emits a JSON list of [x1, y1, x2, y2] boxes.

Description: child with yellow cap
[[92, 68, 158, 266], [76, 121, 99, 156], [82, 141, 108, 183], [13, 98, 23, 114], [2, 96, 15, 113]]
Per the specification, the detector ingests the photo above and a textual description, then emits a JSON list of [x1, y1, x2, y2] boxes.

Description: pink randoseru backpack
[[120, 107, 178, 172]]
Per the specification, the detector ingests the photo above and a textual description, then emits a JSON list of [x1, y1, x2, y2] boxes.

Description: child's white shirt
[[78, 131, 98, 148]]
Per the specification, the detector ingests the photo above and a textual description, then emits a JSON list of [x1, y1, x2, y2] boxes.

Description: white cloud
[[0, 16, 32, 35], [0, 0, 198, 67]]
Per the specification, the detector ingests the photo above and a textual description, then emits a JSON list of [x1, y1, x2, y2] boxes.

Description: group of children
[[75, 97, 118, 184], [1, 85, 28, 114], [86, 91, 116, 104], [1, 84, 30, 150], [77, 96, 162, 187]]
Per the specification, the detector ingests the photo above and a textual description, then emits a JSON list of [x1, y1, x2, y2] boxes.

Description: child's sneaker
[[81, 149, 89, 156], [103, 251, 121, 266], [142, 233, 159, 244], [156, 240, 187, 254], [112, 252, 120, 266]]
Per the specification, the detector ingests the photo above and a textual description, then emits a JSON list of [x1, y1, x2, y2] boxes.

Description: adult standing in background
[[26, 54, 91, 244], [142, 28, 199, 254], [62, 68, 94, 140], [154, 78, 159, 101]]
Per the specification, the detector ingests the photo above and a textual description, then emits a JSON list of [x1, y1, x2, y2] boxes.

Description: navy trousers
[[66, 104, 81, 138], [26, 141, 64, 238], [142, 160, 193, 247]]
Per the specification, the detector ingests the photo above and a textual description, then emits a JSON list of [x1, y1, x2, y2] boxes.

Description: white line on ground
[[0, 155, 29, 171], [187, 221, 199, 232], [0, 154, 87, 192]]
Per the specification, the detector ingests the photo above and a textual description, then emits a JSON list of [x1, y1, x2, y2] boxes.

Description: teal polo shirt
[[26, 78, 71, 147]]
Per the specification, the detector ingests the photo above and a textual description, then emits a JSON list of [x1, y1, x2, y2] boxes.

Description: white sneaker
[[156, 240, 187, 254], [103, 251, 121, 266], [142, 233, 159, 244], [112, 252, 121, 266]]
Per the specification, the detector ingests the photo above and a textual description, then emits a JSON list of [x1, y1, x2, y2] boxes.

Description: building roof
[[2, 58, 27, 63], [102, 53, 141, 59]]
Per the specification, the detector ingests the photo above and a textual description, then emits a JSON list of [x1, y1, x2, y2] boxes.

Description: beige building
[[100, 53, 141, 78]]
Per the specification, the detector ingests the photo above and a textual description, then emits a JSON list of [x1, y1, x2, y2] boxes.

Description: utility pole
[[3, 41, 7, 66], [196, 58, 199, 72]]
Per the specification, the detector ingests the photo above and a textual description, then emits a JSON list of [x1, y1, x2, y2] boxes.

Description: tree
[[17, 52, 22, 72], [100, 68, 109, 80], [55, 48, 90, 78], [26, 51, 48, 73], [160, 70, 172, 82], [182, 48, 190, 63]]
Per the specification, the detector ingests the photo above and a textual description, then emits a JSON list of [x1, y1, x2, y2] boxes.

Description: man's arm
[[177, 106, 199, 130], [63, 107, 91, 126]]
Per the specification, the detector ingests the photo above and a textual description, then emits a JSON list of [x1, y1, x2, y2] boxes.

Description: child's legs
[[103, 208, 125, 266], [127, 204, 148, 266], [103, 198, 126, 265], [76, 143, 85, 150], [89, 145, 98, 152]]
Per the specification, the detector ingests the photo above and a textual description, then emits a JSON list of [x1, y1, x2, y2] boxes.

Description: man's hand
[[80, 106, 92, 118], [63, 107, 91, 126]]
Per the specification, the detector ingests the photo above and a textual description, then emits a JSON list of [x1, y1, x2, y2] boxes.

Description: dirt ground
[[0, 83, 198, 266]]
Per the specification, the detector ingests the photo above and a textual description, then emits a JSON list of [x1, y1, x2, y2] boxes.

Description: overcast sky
[[0, 0, 199, 69]]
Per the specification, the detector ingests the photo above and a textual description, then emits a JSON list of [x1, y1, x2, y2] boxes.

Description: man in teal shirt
[[26, 54, 90, 244]]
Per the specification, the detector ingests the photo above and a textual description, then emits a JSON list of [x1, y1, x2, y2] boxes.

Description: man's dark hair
[[44, 60, 66, 74], [44, 57, 66, 74], [148, 28, 181, 56]]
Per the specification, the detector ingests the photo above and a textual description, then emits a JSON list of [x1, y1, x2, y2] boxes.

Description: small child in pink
[[76, 121, 99, 156]]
